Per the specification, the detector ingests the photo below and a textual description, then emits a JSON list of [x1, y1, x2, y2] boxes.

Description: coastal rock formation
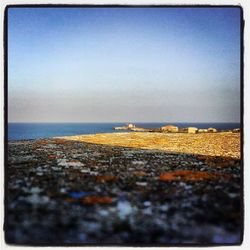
[[130, 127, 150, 132], [113, 126, 128, 130]]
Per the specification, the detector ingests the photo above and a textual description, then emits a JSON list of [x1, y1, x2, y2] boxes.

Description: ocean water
[[8, 122, 240, 141]]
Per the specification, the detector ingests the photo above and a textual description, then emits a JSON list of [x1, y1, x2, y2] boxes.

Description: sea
[[7, 122, 240, 141]]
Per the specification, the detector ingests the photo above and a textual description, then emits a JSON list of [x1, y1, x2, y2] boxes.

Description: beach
[[6, 132, 242, 244]]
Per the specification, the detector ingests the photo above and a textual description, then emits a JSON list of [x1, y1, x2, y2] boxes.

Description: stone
[[96, 175, 118, 182], [143, 201, 151, 207], [69, 191, 93, 199], [81, 196, 113, 205], [133, 171, 147, 177], [117, 201, 133, 220], [132, 160, 146, 165], [136, 182, 148, 186], [159, 170, 229, 182], [57, 159, 84, 168], [24, 194, 49, 205], [80, 168, 90, 173], [30, 187, 42, 194]]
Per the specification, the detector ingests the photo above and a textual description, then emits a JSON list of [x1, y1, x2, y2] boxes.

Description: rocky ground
[[6, 133, 242, 245], [60, 132, 240, 158]]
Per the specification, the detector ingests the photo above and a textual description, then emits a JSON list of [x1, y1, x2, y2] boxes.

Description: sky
[[8, 7, 241, 123]]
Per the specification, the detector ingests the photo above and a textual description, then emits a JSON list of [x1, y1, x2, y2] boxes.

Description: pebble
[[136, 182, 148, 186], [132, 160, 146, 165], [52, 166, 61, 171], [143, 207, 153, 215], [143, 201, 151, 207], [69, 191, 93, 199], [117, 201, 133, 220], [24, 194, 50, 205], [98, 210, 110, 217], [89, 171, 99, 176], [80, 168, 90, 173], [228, 193, 238, 198], [159, 204, 169, 212], [60, 188, 66, 193], [30, 187, 42, 194]]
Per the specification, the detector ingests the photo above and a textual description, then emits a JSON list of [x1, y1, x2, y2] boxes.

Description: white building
[[188, 127, 198, 134]]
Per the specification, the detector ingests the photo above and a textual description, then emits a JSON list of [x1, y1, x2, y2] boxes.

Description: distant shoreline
[[7, 122, 240, 141]]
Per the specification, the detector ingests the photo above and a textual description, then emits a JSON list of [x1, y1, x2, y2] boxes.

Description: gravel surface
[[6, 134, 242, 245], [60, 132, 240, 158]]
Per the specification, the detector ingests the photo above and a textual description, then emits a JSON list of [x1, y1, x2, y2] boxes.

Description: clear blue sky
[[8, 7, 241, 122]]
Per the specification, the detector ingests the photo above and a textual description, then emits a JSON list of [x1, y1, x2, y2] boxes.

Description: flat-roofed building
[[188, 127, 198, 134], [161, 125, 179, 133], [207, 127, 217, 133]]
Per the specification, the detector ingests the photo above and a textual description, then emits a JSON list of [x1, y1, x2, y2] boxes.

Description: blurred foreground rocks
[[6, 136, 242, 245]]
